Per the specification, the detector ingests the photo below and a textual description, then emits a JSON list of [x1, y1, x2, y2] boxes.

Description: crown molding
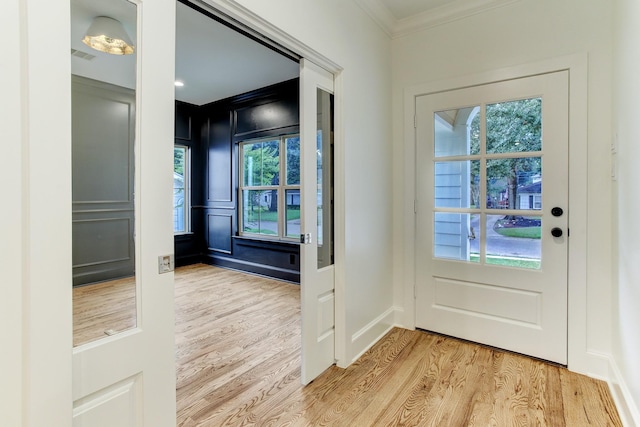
[[354, 0, 524, 39], [394, 0, 523, 38]]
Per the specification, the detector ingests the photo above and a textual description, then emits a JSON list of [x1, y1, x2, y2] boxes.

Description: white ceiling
[[71, 0, 520, 102], [174, 2, 299, 105], [70, 0, 299, 106]]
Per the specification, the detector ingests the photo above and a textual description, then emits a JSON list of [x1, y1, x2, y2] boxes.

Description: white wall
[[612, 0, 640, 423], [1, 0, 24, 424], [392, 0, 613, 371], [231, 0, 394, 364]]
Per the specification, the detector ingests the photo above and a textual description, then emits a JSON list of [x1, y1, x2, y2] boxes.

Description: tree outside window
[[174, 145, 189, 234], [239, 135, 300, 240]]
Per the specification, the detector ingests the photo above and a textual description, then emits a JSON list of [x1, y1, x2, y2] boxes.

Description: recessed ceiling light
[[174, 81, 184, 87]]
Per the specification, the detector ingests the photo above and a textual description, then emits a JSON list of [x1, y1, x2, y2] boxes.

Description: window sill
[[174, 232, 195, 241], [233, 235, 299, 248]]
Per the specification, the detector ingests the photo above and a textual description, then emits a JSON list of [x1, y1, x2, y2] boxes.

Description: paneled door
[[300, 59, 336, 384], [415, 71, 569, 364], [71, 0, 177, 425]]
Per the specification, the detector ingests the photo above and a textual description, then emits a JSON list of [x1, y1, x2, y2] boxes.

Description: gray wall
[[72, 75, 136, 286]]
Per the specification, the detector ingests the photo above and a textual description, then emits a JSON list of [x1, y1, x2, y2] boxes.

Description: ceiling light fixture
[[174, 81, 185, 87], [82, 16, 135, 55]]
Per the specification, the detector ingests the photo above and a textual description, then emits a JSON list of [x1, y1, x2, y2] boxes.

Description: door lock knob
[[551, 227, 563, 237]]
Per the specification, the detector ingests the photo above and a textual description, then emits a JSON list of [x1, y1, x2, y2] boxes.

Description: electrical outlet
[[158, 254, 174, 274]]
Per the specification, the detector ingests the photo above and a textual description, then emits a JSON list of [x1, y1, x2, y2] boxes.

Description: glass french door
[[299, 58, 336, 384], [415, 71, 569, 364]]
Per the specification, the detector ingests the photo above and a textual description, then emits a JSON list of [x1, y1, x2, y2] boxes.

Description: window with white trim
[[173, 145, 190, 234], [239, 135, 300, 240]]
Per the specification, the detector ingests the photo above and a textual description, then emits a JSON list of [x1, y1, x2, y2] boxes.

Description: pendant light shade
[[82, 16, 135, 55]]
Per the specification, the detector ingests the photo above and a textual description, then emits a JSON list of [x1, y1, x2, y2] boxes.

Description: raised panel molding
[[234, 99, 299, 137], [72, 75, 136, 286], [72, 217, 133, 268], [207, 114, 234, 203], [175, 101, 193, 140], [73, 375, 141, 427], [72, 75, 135, 204], [207, 213, 233, 253]]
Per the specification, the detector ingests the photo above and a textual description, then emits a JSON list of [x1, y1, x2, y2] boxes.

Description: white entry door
[[300, 59, 336, 384], [415, 71, 569, 364], [71, 0, 177, 425]]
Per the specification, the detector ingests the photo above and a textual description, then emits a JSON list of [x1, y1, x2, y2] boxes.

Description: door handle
[[551, 227, 563, 237], [551, 207, 564, 217], [300, 233, 312, 244]]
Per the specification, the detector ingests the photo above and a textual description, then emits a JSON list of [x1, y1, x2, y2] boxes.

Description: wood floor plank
[[73, 263, 623, 426]]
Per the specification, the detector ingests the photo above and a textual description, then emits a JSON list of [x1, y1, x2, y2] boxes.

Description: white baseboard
[[586, 351, 640, 426], [606, 355, 640, 427], [339, 306, 397, 368], [584, 350, 611, 381]]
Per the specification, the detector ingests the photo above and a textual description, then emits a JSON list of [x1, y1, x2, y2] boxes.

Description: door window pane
[[434, 106, 480, 157], [434, 212, 479, 262], [486, 98, 542, 154], [317, 88, 334, 268], [486, 157, 542, 210], [486, 214, 541, 269], [434, 160, 480, 209]]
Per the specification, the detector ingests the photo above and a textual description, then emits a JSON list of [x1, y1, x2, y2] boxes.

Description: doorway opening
[[70, 0, 339, 420]]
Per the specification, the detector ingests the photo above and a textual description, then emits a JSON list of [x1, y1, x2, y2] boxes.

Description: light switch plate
[[158, 254, 175, 274]]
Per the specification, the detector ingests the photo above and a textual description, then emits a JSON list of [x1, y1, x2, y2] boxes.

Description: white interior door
[[300, 59, 336, 384], [71, 0, 177, 425], [415, 71, 569, 364]]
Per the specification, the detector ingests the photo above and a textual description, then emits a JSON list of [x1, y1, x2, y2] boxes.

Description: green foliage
[[286, 137, 300, 185], [469, 99, 542, 209], [174, 147, 185, 176], [243, 140, 280, 186], [469, 253, 541, 269], [243, 227, 277, 235], [494, 227, 541, 239], [242, 137, 300, 187], [245, 208, 300, 223]]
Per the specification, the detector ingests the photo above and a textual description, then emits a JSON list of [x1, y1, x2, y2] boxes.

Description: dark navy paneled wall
[[174, 78, 300, 283]]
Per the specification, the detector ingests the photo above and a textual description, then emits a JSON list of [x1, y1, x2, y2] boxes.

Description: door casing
[[401, 55, 593, 375]]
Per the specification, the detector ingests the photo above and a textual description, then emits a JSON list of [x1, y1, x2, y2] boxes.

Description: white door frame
[[8, 0, 73, 425], [9, 0, 347, 424], [191, 0, 347, 367], [402, 54, 593, 376]]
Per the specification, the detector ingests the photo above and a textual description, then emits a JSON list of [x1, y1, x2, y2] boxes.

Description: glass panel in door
[[317, 88, 334, 269], [432, 97, 544, 270], [71, 0, 138, 346]]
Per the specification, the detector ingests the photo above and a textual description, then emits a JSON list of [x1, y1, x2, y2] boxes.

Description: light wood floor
[[73, 275, 136, 346], [75, 264, 622, 426]]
